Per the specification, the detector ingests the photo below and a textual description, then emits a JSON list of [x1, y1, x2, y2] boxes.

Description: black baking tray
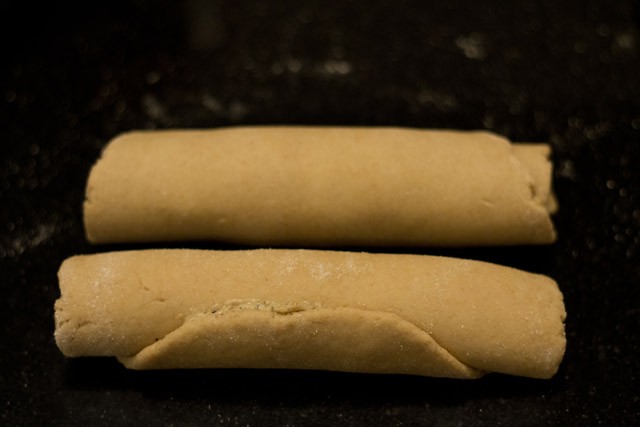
[[1, 0, 639, 425]]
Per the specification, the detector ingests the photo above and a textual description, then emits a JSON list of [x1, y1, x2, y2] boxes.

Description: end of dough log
[[54, 249, 566, 379]]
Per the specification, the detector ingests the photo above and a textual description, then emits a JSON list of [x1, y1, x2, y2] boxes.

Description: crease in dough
[[512, 143, 557, 214]]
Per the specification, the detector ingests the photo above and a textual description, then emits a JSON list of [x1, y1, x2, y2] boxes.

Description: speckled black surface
[[1, 0, 639, 425]]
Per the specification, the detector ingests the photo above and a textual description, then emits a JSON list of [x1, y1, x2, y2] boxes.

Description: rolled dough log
[[83, 127, 556, 246], [55, 249, 566, 379]]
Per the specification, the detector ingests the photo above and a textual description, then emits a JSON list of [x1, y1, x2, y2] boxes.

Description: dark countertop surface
[[1, 0, 639, 425]]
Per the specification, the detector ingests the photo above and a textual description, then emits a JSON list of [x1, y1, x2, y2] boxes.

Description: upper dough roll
[[83, 127, 556, 246]]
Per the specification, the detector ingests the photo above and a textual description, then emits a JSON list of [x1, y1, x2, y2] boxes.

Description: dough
[[83, 127, 556, 246], [54, 249, 566, 379]]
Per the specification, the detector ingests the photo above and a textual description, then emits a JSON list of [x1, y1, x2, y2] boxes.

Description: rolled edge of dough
[[118, 304, 484, 379], [83, 127, 557, 246], [54, 249, 566, 379]]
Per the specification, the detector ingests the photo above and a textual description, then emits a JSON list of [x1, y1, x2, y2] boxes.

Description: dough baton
[[83, 127, 556, 246], [54, 249, 566, 379]]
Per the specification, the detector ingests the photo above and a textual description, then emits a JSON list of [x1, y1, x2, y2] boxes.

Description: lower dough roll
[[54, 249, 566, 379], [84, 127, 557, 246]]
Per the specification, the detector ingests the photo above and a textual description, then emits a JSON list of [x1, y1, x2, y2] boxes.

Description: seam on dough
[[122, 299, 328, 357], [392, 317, 484, 376], [209, 299, 324, 315], [120, 300, 484, 376]]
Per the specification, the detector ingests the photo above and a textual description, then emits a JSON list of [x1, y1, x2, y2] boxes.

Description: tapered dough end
[[485, 274, 566, 379], [55, 254, 185, 358], [83, 133, 131, 244], [118, 303, 484, 379]]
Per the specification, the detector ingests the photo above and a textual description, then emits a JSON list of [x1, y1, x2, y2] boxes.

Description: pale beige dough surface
[[55, 249, 566, 379], [83, 127, 556, 246]]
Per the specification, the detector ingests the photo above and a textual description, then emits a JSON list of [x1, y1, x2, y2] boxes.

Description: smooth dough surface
[[55, 249, 566, 379], [84, 127, 556, 246]]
